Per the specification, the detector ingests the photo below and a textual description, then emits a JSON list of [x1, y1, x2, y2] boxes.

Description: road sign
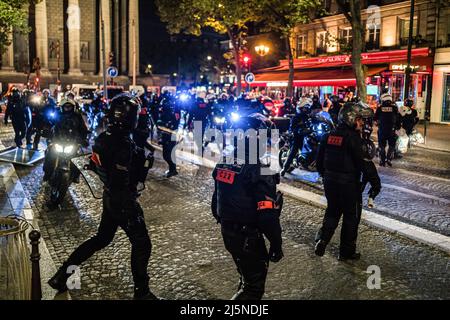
[[107, 66, 119, 78], [245, 72, 255, 84]]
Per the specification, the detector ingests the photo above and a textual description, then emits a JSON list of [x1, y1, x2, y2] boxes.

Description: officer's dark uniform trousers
[[62, 192, 151, 288], [221, 222, 269, 300], [320, 175, 362, 256]]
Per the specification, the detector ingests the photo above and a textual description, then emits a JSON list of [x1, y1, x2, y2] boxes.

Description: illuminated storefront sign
[[391, 64, 420, 71]]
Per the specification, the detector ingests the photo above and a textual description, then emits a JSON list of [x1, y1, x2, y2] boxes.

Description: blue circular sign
[[245, 72, 255, 84], [107, 66, 119, 78]]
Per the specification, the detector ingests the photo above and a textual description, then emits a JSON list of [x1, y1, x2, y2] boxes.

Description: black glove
[[275, 191, 283, 215], [269, 246, 283, 263]]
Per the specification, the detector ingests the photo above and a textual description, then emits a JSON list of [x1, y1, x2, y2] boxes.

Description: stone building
[[0, 0, 140, 87], [253, 0, 450, 123]]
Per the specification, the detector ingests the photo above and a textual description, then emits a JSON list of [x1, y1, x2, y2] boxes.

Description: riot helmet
[[338, 102, 363, 129], [60, 99, 76, 114], [107, 93, 141, 131]]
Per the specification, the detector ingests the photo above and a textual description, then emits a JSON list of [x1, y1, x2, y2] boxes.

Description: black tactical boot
[[133, 286, 158, 300], [48, 264, 70, 292], [338, 252, 361, 261], [165, 169, 178, 178], [314, 240, 327, 257]]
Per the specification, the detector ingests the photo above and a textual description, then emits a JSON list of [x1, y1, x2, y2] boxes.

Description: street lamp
[[145, 64, 152, 74], [255, 44, 270, 57], [207, 55, 212, 61]]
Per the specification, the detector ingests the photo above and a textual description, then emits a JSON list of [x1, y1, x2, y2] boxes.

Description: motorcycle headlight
[[231, 112, 240, 122], [63, 145, 75, 154], [179, 93, 189, 102], [54, 144, 64, 153], [214, 116, 225, 124]]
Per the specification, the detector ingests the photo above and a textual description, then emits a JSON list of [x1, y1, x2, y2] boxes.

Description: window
[[340, 28, 352, 44], [296, 35, 306, 57], [366, 25, 380, 50], [316, 31, 327, 55], [400, 17, 418, 46], [442, 74, 450, 122]]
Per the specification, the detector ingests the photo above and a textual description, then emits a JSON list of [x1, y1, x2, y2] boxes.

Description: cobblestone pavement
[[1, 121, 449, 300], [12, 153, 450, 300]]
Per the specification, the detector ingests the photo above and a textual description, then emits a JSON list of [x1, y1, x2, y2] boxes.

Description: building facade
[[0, 0, 139, 87], [254, 0, 450, 123]]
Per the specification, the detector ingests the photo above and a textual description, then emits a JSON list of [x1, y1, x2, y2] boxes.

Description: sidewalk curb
[[153, 142, 450, 254], [0, 140, 69, 299], [413, 143, 450, 153]]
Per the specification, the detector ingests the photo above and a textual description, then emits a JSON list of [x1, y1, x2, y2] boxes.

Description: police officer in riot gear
[[28, 89, 57, 150], [212, 114, 284, 300], [375, 93, 400, 167], [280, 99, 311, 176], [315, 102, 365, 261], [157, 97, 180, 177], [43, 99, 88, 181], [4, 87, 30, 147], [48, 94, 158, 300]]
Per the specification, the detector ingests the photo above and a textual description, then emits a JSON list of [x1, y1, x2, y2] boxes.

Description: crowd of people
[[0, 84, 421, 300]]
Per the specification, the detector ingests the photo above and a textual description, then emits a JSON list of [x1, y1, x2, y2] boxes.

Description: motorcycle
[[47, 137, 82, 207], [279, 111, 334, 172]]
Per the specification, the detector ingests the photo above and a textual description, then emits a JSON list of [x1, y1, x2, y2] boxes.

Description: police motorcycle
[[279, 103, 334, 172], [46, 101, 88, 207], [47, 135, 84, 206]]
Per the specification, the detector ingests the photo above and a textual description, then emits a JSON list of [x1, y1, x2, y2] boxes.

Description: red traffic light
[[243, 55, 250, 64]]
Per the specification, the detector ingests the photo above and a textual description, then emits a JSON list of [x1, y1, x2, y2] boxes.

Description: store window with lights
[[443, 74, 450, 122]]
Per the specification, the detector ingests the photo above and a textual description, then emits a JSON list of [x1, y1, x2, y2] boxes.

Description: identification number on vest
[[381, 107, 393, 112], [216, 169, 236, 184], [327, 135, 343, 146]]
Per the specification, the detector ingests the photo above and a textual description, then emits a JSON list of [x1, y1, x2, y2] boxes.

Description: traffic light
[[109, 52, 115, 67], [243, 54, 251, 66]]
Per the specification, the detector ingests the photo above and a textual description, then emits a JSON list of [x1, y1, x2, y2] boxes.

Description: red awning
[[250, 66, 386, 87]]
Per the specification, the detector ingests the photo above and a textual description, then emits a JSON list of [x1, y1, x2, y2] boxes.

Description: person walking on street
[[314, 102, 365, 261]]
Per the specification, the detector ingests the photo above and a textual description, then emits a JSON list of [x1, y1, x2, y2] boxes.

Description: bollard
[[29, 229, 42, 300]]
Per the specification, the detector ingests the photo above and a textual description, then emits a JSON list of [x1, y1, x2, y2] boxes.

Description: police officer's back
[[212, 114, 283, 300], [315, 102, 365, 260], [375, 94, 400, 166]]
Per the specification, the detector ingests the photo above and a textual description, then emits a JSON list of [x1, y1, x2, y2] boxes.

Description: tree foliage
[[257, 0, 322, 97], [156, 0, 261, 93], [0, 0, 39, 55], [336, 0, 367, 101]]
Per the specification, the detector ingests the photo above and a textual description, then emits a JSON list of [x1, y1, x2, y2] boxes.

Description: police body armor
[[376, 101, 398, 134], [321, 126, 362, 183], [212, 163, 280, 225], [90, 131, 151, 196]]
